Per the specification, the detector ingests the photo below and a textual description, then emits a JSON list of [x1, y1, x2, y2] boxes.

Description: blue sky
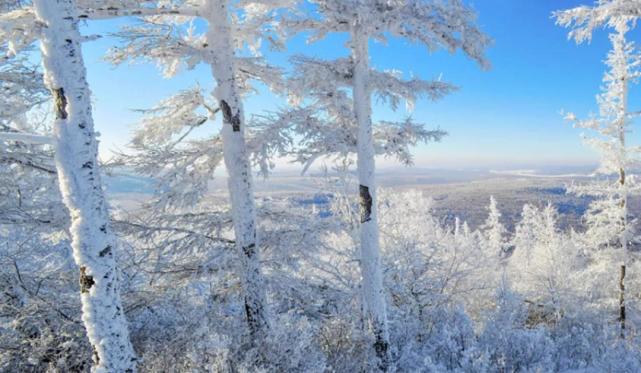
[[78, 0, 641, 171]]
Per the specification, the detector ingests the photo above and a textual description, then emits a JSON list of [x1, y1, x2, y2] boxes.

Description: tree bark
[[351, 24, 391, 371], [205, 0, 270, 341], [617, 38, 628, 338], [33, 0, 136, 371], [618, 158, 627, 340], [619, 264, 626, 338]]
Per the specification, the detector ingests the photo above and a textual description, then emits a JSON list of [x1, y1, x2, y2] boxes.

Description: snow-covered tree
[[267, 2, 490, 368], [509, 204, 580, 321], [556, 3, 641, 338], [480, 196, 508, 258], [104, 0, 296, 345], [1, 0, 137, 370]]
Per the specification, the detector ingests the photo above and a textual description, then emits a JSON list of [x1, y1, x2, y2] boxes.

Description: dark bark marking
[[92, 346, 100, 366], [82, 161, 93, 169], [359, 185, 373, 223], [98, 245, 112, 257], [374, 329, 390, 371], [79, 266, 94, 293], [242, 243, 256, 258], [620, 264, 626, 338], [220, 100, 241, 132], [620, 168, 626, 186], [53, 88, 68, 120], [244, 296, 265, 339], [64, 39, 75, 57]]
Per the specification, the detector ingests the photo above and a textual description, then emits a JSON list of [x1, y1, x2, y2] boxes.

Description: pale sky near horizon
[[72, 1, 641, 172]]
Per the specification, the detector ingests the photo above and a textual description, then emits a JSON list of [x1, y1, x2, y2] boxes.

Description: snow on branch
[[554, 0, 641, 43], [375, 0, 491, 69], [287, 56, 354, 100], [122, 136, 225, 210], [236, 56, 287, 94], [0, 7, 40, 56], [107, 21, 207, 78], [371, 70, 458, 111], [114, 86, 225, 210], [131, 85, 212, 147], [75, 0, 201, 20], [285, 1, 490, 68], [251, 105, 447, 173], [0, 56, 48, 122], [375, 118, 447, 165], [0, 131, 55, 145], [286, 55, 457, 112]]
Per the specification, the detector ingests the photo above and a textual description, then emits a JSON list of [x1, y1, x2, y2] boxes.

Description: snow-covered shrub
[[508, 203, 583, 322], [394, 305, 487, 372], [548, 313, 611, 371], [128, 293, 232, 373], [379, 189, 500, 320], [591, 341, 641, 373], [478, 283, 555, 372], [238, 311, 326, 373], [0, 229, 90, 372], [317, 317, 371, 372]]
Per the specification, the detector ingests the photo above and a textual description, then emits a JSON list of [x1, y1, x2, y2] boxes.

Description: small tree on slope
[[556, 3, 641, 338]]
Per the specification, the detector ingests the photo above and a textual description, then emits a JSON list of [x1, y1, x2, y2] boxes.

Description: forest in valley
[[2, 0, 641, 372]]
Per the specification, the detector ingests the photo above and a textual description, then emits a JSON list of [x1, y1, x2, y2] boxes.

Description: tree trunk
[[205, 0, 270, 341], [617, 47, 627, 338], [351, 25, 391, 371], [618, 165, 627, 339], [33, 0, 136, 371], [619, 263, 626, 338]]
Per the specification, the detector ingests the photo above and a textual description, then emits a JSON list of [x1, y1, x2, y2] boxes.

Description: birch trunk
[[351, 25, 391, 371], [618, 128, 626, 339], [614, 27, 628, 339], [33, 0, 136, 371], [205, 0, 270, 341], [618, 110, 627, 339]]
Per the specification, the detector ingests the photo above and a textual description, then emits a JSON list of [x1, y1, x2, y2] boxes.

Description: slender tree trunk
[[205, 0, 270, 341], [619, 263, 626, 338], [33, 0, 136, 371], [351, 25, 391, 371], [618, 146, 627, 339], [616, 28, 628, 338]]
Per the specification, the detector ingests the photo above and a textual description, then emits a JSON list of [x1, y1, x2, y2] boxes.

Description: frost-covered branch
[[107, 21, 207, 78], [554, 0, 641, 43], [0, 131, 55, 145]]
